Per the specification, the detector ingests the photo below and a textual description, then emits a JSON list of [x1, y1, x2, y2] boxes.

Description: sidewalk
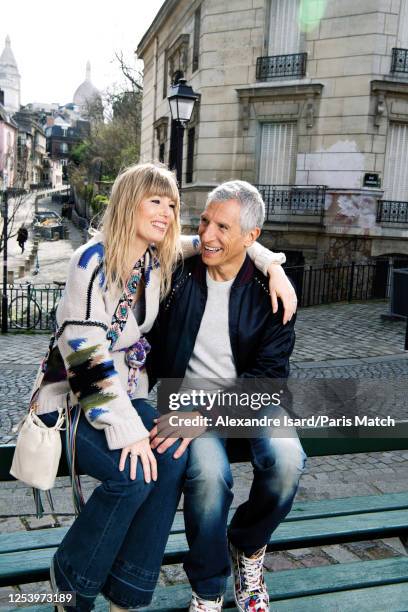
[[6, 193, 85, 285]]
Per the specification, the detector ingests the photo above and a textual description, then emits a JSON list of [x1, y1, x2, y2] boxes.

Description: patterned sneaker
[[229, 543, 269, 612], [189, 591, 223, 612]]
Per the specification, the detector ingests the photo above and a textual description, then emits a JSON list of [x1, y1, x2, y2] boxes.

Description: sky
[[1, 0, 166, 106]]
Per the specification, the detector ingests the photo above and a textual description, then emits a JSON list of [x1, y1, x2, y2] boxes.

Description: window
[[397, 0, 408, 47], [258, 122, 297, 185], [163, 52, 168, 99], [268, 0, 301, 56], [383, 123, 408, 201], [60, 142, 68, 153], [192, 6, 201, 72], [172, 70, 184, 85], [186, 127, 195, 183], [168, 120, 179, 170], [159, 142, 165, 163], [163, 34, 190, 98]]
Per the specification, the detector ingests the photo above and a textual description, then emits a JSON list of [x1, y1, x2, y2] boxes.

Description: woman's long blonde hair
[[101, 162, 181, 297]]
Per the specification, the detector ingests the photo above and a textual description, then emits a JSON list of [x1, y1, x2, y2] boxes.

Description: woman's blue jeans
[[183, 434, 306, 600], [40, 400, 187, 611]]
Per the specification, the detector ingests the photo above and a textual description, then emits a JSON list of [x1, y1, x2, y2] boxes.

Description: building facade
[[137, 0, 408, 266], [0, 92, 18, 189], [13, 110, 47, 189]]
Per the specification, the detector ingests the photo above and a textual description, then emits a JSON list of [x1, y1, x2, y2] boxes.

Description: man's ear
[[244, 227, 261, 247]]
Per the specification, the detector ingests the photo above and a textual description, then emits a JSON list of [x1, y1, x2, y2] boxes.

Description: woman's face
[[134, 194, 177, 246]]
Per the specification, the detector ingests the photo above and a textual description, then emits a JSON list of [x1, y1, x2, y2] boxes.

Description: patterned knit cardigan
[[36, 232, 285, 450]]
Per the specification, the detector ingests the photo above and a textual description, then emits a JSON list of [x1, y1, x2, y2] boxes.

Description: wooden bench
[[1, 428, 408, 611]]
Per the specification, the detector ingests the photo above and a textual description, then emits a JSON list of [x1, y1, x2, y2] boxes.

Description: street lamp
[[1, 185, 9, 333], [167, 78, 199, 189]]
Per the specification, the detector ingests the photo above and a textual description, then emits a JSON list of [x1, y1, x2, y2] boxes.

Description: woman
[[37, 162, 296, 611]]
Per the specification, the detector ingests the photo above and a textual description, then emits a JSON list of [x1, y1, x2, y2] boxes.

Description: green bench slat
[[164, 508, 408, 559], [4, 558, 408, 612], [270, 583, 408, 612], [147, 557, 408, 610], [2, 492, 408, 555], [3, 508, 407, 586], [0, 547, 56, 585], [1, 607, 55, 612], [0, 528, 68, 555]]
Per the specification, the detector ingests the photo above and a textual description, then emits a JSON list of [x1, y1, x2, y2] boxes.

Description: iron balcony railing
[[391, 48, 408, 74], [256, 53, 307, 80], [255, 185, 326, 220], [377, 200, 408, 223]]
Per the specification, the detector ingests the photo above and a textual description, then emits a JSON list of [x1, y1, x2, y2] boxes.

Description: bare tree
[[114, 51, 143, 93], [0, 147, 33, 254]]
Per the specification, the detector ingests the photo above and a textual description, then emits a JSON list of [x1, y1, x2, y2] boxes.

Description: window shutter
[[259, 122, 297, 185], [398, 0, 408, 47], [268, 0, 301, 56], [384, 123, 408, 201]]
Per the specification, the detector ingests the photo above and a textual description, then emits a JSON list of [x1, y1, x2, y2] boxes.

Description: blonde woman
[[37, 162, 296, 611]]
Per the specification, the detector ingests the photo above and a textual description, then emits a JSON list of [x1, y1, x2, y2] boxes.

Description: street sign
[[363, 173, 381, 188]]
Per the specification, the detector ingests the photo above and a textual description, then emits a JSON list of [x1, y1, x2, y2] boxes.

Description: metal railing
[[377, 200, 408, 223], [391, 48, 408, 74], [286, 260, 398, 307], [256, 53, 307, 80], [255, 185, 326, 220], [2, 283, 65, 331], [2, 261, 405, 331]]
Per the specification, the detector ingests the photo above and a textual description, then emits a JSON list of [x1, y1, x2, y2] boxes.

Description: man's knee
[[254, 437, 306, 500], [185, 438, 233, 505], [154, 437, 189, 475]]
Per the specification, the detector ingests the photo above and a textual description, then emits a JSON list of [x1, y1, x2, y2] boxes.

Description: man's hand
[[267, 264, 297, 325], [119, 438, 157, 483], [150, 411, 206, 459]]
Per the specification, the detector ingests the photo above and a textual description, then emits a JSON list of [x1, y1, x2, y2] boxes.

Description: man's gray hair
[[206, 180, 265, 232]]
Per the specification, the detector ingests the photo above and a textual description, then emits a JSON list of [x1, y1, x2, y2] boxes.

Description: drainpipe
[[151, 36, 159, 160]]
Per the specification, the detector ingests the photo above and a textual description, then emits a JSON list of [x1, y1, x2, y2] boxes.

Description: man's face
[[198, 199, 253, 269]]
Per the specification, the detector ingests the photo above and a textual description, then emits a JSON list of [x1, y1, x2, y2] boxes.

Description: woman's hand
[[119, 438, 158, 483], [267, 264, 298, 325]]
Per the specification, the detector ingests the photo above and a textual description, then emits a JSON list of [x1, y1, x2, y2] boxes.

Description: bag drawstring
[[65, 399, 85, 515]]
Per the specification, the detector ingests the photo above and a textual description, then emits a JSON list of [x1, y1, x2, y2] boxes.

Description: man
[[17, 225, 28, 253], [149, 181, 306, 612]]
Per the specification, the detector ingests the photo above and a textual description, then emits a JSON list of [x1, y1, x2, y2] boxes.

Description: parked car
[[33, 210, 64, 240], [33, 210, 63, 224]]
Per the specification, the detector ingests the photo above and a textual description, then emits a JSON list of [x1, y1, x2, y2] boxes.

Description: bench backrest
[[1, 423, 408, 481]]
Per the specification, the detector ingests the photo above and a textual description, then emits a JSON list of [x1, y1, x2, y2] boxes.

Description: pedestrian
[[34, 162, 296, 611], [17, 225, 28, 253]]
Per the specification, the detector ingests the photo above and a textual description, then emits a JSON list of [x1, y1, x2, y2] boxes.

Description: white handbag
[[10, 405, 65, 491]]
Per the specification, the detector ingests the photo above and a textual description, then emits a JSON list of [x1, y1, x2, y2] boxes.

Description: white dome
[[73, 61, 101, 110]]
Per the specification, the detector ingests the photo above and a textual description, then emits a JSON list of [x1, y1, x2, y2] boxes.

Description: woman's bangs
[[148, 172, 179, 206]]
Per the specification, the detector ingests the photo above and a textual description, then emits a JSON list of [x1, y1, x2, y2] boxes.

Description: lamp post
[[167, 78, 199, 189], [1, 186, 8, 333]]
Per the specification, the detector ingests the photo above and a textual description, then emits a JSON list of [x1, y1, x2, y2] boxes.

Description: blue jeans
[[40, 400, 187, 611], [183, 433, 306, 599]]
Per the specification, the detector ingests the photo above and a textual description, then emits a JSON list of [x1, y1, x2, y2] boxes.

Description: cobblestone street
[[1, 203, 408, 606]]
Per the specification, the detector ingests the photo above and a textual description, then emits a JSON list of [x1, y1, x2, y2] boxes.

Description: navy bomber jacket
[[147, 254, 296, 387]]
